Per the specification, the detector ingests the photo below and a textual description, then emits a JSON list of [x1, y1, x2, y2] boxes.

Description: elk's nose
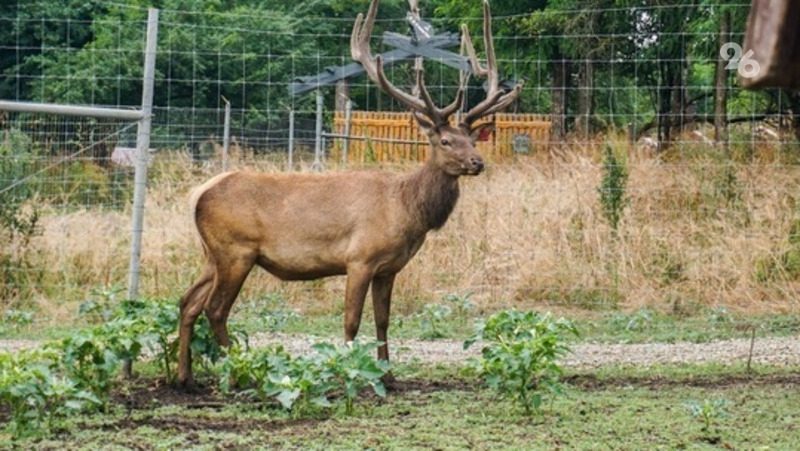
[[470, 157, 485, 173]]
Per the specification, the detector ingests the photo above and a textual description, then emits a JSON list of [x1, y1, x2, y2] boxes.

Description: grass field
[[3, 142, 800, 449], [4, 143, 800, 328], [4, 362, 799, 450]]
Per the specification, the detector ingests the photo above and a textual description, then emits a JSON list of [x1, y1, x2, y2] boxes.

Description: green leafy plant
[[609, 308, 654, 332], [51, 330, 121, 403], [598, 144, 628, 232], [686, 398, 729, 434], [78, 285, 125, 324], [2, 309, 34, 332], [417, 303, 452, 339], [218, 340, 389, 416], [0, 349, 101, 437], [443, 293, 474, 323], [313, 340, 390, 415], [218, 344, 292, 397], [247, 292, 301, 332], [264, 355, 334, 416], [465, 310, 578, 415]]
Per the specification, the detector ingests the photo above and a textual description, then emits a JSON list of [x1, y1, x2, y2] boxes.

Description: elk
[[176, 0, 522, 387]]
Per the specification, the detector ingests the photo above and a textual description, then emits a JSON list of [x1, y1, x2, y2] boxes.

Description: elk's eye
[[440, 138, 450, 146]]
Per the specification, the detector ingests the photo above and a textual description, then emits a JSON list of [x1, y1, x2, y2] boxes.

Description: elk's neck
[[400, 161, 460, 232]]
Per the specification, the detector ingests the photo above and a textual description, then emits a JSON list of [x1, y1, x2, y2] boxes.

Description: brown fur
[[176, 137, 483, 386], [176, 0, 519, 386]]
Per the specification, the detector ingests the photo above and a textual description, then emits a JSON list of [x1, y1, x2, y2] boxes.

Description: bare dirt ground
[[3, 333, 799, 368]]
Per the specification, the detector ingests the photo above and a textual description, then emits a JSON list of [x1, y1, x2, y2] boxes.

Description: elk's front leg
[[344, 264, 373, 342], [371, 274, 396, 361]]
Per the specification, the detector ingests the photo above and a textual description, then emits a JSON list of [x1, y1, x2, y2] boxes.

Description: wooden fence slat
[[333, 111, 551, 163]]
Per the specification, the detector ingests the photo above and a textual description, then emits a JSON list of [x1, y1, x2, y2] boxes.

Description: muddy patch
[[114, 379, 228, 410], [565, 372, 800, 390], [99, 415, 321, 434]]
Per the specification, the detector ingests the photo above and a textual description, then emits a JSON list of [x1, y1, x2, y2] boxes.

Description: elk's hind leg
[[178, 264, 215, 387], [203, 255, 254, 347]]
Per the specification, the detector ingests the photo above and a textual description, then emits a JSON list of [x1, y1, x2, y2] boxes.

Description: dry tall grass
[[11, 144, 800, 320]]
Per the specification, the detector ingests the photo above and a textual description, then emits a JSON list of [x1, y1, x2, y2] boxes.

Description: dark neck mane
[[399, 161, 460, 231]]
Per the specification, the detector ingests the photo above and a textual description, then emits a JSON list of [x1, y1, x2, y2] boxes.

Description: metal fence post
[[288, 109, 295, 171], [221, 96, 231, 172], [342, 100, 353, 165], [127, 8, 159, 301], [312, 91, 324, 171]]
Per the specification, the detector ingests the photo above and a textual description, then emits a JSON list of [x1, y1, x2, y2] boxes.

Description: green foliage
[[313, 340, 390, 415], [78, 286, 125, 324], [598, 144, 628, 232], [0, 129, 42, 303], [465, 310, 578, 415], [1, 309, 35, 333], [0, 349, 101, 438], [218, 345, 292, 397], [218, 339, 389, 416], [0, 295, 248, 438], [244, 293, 301, 333], [443, 293, 474, 323], [50, 330, 120, 402], [609, 308, 654, 333], [417, 303, 453, 339], [116, 298, 246, 381], [686, 398, 729, 434]]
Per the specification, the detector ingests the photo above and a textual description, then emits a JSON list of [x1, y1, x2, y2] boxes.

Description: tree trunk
[[788, 91, 800, 141], [550, 48, 569, 143], [670, 41, 689, 141], [656, 60, 674, 150], [714, 11, 730, 152], [575, 58, 593, 140]]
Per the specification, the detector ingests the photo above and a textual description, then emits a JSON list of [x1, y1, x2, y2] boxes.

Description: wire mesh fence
[[1, 1, 799, 324]]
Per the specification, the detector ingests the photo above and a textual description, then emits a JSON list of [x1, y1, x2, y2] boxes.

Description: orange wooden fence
[[331, 111, 551, 164]]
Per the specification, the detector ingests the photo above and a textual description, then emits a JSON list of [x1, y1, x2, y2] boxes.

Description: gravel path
[[3, 334, 799, 368], [250, 333, 800, 369]]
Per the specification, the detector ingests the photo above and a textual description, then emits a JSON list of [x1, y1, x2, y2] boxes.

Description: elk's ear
[[470, 122, 495, 143], [413, 113, 436, 136]]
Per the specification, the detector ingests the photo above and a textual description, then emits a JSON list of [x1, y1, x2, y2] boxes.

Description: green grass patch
[[7, 362, 800, 450]]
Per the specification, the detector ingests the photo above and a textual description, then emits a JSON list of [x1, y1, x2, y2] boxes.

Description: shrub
[[417, 303, 452, 339], [116, 298, 246, 382], [0, 349, 102, 437], [78, 286, 125, 324], [50, 330, 121, 402], [443, 293, 475, 323], [218, 339, 390, 416], [465, 310, 578, 415], [313, 340, 390, 415], [598, 144, 628, 232], [1, 309, 35, 333]]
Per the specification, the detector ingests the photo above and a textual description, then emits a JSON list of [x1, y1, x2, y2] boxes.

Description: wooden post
[[313, 91, 324, 171], [335, 80, 349, 113], [343, 100, 353, 165]]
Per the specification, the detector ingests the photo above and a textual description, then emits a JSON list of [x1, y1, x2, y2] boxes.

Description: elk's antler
[[352, 0, 465, 128], [460, 0, 523, 129]]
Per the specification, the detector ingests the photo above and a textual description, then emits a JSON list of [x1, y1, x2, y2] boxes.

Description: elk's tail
[[188, 171, 236, 258]]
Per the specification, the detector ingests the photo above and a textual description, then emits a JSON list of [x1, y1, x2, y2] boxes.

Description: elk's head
[[351, 0, 523, 177]]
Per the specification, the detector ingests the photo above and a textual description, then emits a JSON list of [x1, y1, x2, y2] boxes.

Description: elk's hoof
[[175, 378, 202, 394], [381, 371, 397, 389]]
